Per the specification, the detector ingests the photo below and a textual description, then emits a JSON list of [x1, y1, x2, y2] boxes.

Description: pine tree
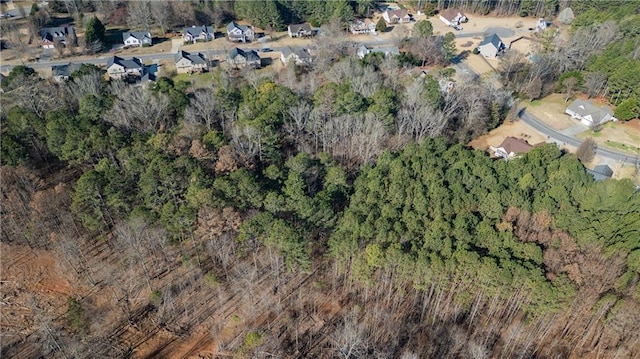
[[85, 16, 106, 47]]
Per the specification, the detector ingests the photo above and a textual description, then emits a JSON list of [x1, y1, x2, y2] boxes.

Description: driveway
[[170, 39, 182, 53], [559, 123, 588, 137]]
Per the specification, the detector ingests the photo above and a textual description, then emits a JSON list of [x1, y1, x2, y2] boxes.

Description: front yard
[[523, 94, 576, 130]]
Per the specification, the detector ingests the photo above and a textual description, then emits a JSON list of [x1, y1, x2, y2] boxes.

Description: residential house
[[175, 50, 208, 74], [350, 19, 376, 34], [357, 45, 399, 59], [226, 21, 255, 43], [586, 164, 613, 181], [227, 48, 261, 68], [106, 56, 143, 79], [41, 25, 75, 49], [280, 47, 312, 65], [51, 63, 81, 82], [122, 31, 152, 47], [183, 25, 215, 44], [490, 137, 533, 159], [438, 8, 467, 26], [357, 45, 370, 59], [478, 33, 505, 58], [288, 23, 313, 38], [565, 99, 615, 127], [383, 9, 410, 24]]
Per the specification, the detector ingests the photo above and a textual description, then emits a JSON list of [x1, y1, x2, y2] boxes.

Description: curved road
[[519, 111, 640, 163]]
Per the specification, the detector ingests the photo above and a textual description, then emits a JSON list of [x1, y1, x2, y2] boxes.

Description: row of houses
[[50, 45, 314, 83]]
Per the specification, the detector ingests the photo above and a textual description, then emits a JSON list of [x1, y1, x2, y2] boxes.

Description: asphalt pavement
[[519, 111, 640, 163]]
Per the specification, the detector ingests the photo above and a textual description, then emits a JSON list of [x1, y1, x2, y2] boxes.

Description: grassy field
[[172, 72, 214, 88], [524, 94, 575, 130]]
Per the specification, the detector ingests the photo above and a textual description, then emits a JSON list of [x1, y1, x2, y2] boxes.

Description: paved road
[[519, 110, 640, 163]]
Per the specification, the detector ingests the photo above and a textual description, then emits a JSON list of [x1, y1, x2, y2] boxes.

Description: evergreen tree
[[413, 20, 433, 38], [376, 17, 387, 33], [85, 16, 106, 47]]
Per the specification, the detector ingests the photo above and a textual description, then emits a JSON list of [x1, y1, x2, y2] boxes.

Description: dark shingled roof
[[175, 50, 207, 65]]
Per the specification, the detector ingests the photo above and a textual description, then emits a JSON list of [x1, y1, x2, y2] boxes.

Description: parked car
[[260, 48, 273, 52], [453, 25, 463, 31]]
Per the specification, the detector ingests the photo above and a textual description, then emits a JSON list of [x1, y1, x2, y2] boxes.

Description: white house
[[175, 50, 208, 74], [183, 25, 215, 43], [383, 9, 410, 24], [478, 33, 505, 58], [122, 31, 152, 47], [288, 23, 313, 38], [226, 21, 255, 42], [350, 19, 376, 34], [565, 99, 615, 127], [438, 8, 467, 26], [280, 47, 312, 66], [106, 56, 143, 79]]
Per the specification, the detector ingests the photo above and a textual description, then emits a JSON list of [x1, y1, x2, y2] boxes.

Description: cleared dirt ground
[[469, 118, 547, 151]]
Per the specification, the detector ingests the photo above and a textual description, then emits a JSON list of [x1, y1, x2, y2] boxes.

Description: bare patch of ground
[[469, 118, 547, 150], [1, 243, 73, 347], [465, 53, 494, 74], [508, 36, 536, 56]]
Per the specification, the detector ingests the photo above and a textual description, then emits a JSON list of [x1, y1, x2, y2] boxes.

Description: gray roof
[[281, 47, 311, 59], [41, 25, 74, 41], [229, 47, 259, 61], [51, 63, 81, 77], [593, 164, 613, 177], [122, 31, 151, 42], [175, 50, 207, 65], [227, 21, 251, 33], [183, 25, 214, 37], [372, 46, 400, 56], [586, 164, 613, 181], [479, 33, 503, 49], [566, 99, 613, 124], [107, 56, 143, 70], [288, 23, 312, 33]]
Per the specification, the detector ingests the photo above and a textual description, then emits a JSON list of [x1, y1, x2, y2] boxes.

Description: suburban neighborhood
[[1, 0, 638, 183]]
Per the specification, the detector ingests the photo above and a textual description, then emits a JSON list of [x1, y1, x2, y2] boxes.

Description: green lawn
[[172, 72, 214, 88], [604, 140, 640, 154]]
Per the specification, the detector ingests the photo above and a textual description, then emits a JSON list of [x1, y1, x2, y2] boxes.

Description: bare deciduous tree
[[562, 77, 578, 102], [332, 309, 369, 359], [150, 1, 173, 35], [576, 137, 597, 163], [104, 84, 170, 133], [584, 72, 607, 98], [184, 88, 218, 129], [127, 0, 153, 30]]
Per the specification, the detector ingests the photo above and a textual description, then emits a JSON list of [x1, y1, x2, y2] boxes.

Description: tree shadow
[[153, 37, 171, 45], [105, 28, 125, 45], [261, 58, 274, 67], [47, 16, 74, 27]]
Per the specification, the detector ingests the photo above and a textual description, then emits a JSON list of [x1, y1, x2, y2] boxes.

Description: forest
[[1, 0, 640, 358]]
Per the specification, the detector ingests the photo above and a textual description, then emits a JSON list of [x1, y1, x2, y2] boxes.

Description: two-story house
[[41, 25, 76, 49], [106, 56, 143, 79], [183, 25, 215, 44], [175, 50, 208, 73], [226, 21, 255, 43]]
